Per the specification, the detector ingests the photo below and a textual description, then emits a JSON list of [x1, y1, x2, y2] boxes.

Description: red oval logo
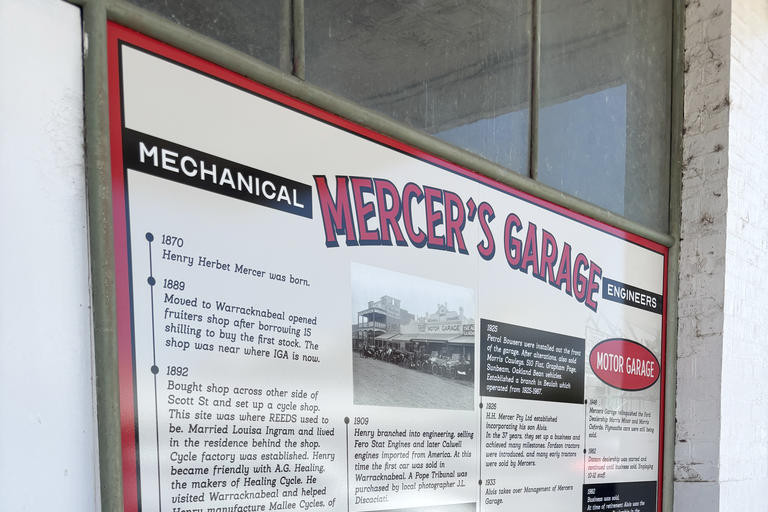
[[589, 339, 659, 391]]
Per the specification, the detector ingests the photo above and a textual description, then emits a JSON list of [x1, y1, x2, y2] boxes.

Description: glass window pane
[[127, 0, 284, 68], [306, 0, 531, 174], [538, 0, 671, 231]]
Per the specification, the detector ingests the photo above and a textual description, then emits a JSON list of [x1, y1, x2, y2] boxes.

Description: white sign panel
[[108, 24, 667, 512]]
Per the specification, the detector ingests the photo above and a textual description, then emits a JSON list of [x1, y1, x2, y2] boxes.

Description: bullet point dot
[[147, 277, 156, 286], [145, 232, 154, 242], [151, 365, 159, 374], [344, 417, 350, 424]]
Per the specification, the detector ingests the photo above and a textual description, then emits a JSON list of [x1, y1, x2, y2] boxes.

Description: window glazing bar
[[528, 0, 540, 181], [292, 0, 305, 80], [278, 0, 292, 75]]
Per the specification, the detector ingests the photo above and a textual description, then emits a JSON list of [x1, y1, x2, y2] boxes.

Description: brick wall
[[676, 0, 768, 510], [719, 0, 768, 509], [675, 0, 730, 509]]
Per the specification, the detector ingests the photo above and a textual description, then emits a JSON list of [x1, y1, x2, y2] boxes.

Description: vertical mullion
[[292, 0, 305, 79], [662, 0, 685, 510], [528, 0, 541, 180], [278, 0, 292, 74]]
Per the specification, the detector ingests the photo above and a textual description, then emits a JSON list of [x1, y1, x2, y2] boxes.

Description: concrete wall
[[0, 0, 98, 510], [676, 0, 768, 510]]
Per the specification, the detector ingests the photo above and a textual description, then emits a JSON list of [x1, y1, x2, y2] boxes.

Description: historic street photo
[[351, 263, 476, 410]]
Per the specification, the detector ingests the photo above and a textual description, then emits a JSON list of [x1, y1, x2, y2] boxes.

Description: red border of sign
[[107, 21, 668, 512]]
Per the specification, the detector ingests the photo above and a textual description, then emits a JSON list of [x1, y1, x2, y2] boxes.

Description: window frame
[[67, 1, 684, 511]]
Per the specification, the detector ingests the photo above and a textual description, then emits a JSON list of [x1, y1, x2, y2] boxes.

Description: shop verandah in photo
[[354, 297, 475, 368]]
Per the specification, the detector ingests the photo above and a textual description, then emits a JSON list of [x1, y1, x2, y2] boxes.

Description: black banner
[[480, 319, 585, 404], [122, 128, 313, 218], [583, 481, 656, 512], [601, 278, 662, 315]]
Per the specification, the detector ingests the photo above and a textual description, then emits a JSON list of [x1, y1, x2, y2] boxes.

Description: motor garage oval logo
[[589, 339, 660, 391]]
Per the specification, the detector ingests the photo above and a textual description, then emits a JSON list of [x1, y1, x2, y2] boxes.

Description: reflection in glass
[[128, 0, 284, 68], [538, 0, 671, 230], [539, 85, 627, 216], [538, 0, 672, 231], [306, 1, 531, 174]]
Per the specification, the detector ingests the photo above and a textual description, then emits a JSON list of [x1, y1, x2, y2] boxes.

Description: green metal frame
[[664, 0, 684, 508], [68, 0, 683, 510], [528, 0, 541, 181]]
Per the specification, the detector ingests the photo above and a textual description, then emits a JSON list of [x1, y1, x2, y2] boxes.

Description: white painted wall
[[719, 0, 768, 509], [677, 0, 768, 510], [0, 0, 98, 510]]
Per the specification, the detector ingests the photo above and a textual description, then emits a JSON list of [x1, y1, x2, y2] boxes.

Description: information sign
[[108, 23, 667, 512]]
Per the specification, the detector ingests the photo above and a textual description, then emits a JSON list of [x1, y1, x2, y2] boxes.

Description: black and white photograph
[[351, 263, 476, 410]]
